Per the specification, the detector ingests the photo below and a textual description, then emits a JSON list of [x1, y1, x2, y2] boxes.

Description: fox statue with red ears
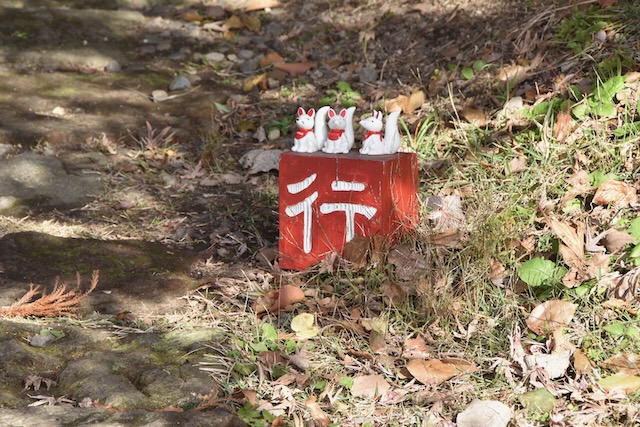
[[292, 106, 330, 153], [359, 110, 401, 155], [322, 106, 356, 154]]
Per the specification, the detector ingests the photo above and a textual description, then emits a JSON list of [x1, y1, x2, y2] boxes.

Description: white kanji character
[[320, 179, 377, 243], [285, 173, 318, 253]]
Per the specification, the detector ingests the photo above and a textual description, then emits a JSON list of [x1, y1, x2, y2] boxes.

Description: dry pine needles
[[0, 270, 99, 317]]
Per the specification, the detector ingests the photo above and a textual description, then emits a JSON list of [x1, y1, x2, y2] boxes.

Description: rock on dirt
[[0, 153, 103, 216]]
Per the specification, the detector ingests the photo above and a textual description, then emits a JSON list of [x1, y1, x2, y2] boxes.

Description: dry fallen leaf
[[597, 0, 618, 7], [384, 90, 425, 114], [525, 350, 572, 379], [440, 46, 459, 60], [609, 267, 640, 301], [546, 217, 584, 268], [304, 396, 331, 426], [602, 353, 640, 375], [526, 300, 577, 335], [439, 357, 478, 374], [603, 229, 636, 253], [457, 400, 512, 427], [402, 337, 431, 359], [243, 0, 281, 12], [180, 11, 202, 22], [260, 51, 285, 67], [291, 313, 319, 339], [223, 15, 245, 31], [489, 258, 507, 286], [341, 236, 370, 268], [573, 349, 592, 375], [274, 62, 316, 76], [242, 73, 268, 92], [405, 90, 425, 114], [241, 15, 261, 32], [369, 330, 387, 353], [406, 359, 457, 385], [351, 374, 391, 398], [460, 107, 487, 127], [411, 2, 435, 14], [593, 179, 638, 207], [271, 285, 305, 311], [506, 156, 527, 175], [553, 111, 574, 143], [599, 374, 640, 393]]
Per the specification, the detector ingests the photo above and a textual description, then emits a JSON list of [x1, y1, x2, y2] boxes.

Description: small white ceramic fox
[[292, 106, 329, 153], [322, 106, 356, 154], [359, 110, 401, 155]]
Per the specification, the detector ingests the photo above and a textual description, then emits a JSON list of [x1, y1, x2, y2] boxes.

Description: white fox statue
[[359, 110, 401, 155], [292, 106, 330, 153], [322, 106, 356, 154]]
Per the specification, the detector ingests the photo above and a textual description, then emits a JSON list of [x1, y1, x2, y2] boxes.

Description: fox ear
[[328, 108, 335, 118], [308, 108, 315, 117], [297, 107, 305, 116], [339, 109, 347, 117]]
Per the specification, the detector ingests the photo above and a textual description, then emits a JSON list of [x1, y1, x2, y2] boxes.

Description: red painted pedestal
[[278, 151, 419, 270]]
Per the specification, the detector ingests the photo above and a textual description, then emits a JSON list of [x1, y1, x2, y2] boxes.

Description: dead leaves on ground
[[406, 358, 477, 386], [526, 300, 577, 335]]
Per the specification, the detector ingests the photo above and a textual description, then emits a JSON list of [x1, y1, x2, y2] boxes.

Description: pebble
[[267, 78, 281, 89], [204, 52, 225, 62], [357, 66, 378, 82], [156, 40, 172, 51], [168, 75, 191, 91], [0, 196, 18, 211], [237, 49, 255, 60], [29, 331, 57, 348], [267, 128, 281, 141], [151, 90, 169, 102], [105, 60, 121, 72], [226, 53, 238, 62], [264, 22, 284, 37], [168, 50, 187, 61], [140, 45, 156, 54], [239, 58, 260, 73], [0, 143, 14, 158], [205, 5, 226, 20]]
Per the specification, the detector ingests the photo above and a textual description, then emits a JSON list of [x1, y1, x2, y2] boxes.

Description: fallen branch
[[0, 270, 99, 317]]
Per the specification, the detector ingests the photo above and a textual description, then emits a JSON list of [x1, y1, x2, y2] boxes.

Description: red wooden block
[[278, 151, 419, 270]]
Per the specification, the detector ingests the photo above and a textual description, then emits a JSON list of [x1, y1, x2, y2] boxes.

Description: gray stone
[[169, 75, 191, 91], [29, 331, 57, 347], [151, 89, 169, 102], [267, 128, 281, 141], [264, 22, 284, 37], [204, 51, 225, 62], [0, 153, 103, 215], [156, 40, 172, 51], [0, 407, 246, 427], [205, 5, 226, 20], [239, 58, 260, 73], [104, 60, 121, 72], [357, 66, 378, 82], [140, 45, 156, 54], [238, 49, 255, 60]]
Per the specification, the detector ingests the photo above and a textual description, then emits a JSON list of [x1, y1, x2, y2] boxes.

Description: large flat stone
[[0, 153, 103, 215]]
